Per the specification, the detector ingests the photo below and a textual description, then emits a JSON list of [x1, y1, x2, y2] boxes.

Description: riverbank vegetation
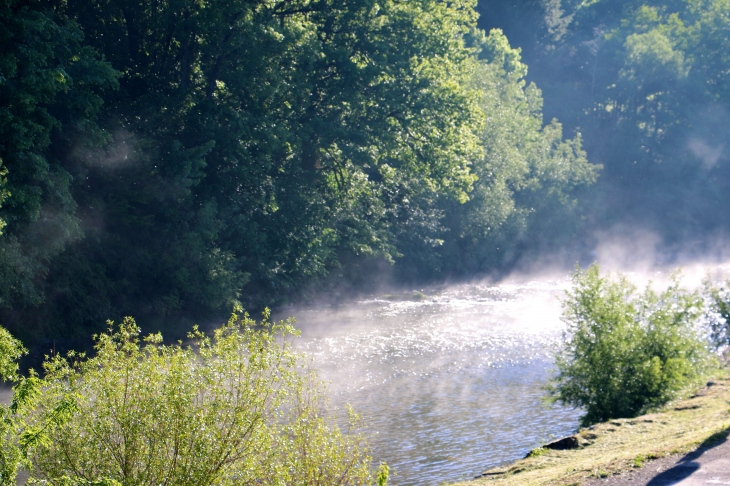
[[4, 0, 730, 482], [6, 0, 730, 360], [2, 0, 730, 371], [454, 373, 730, 485], [549, 265, 716, 426], [453, 265, 730, 484], [477, 0, 730, 247], [0, 309, 387, 485]]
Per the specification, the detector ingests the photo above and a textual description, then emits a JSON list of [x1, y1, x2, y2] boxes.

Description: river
[[279, 276, 582, 485]]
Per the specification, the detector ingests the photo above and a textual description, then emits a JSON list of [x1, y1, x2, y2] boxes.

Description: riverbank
[[452, 370, 730, 486]]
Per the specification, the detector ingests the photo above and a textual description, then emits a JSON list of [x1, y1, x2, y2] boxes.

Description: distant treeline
[[478, 0, 730, 248], [0, 0, 600, 350]]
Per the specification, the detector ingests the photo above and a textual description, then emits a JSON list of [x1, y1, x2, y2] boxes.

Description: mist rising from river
[[274, 234, 730, 485], [277, 277, 572, 485]]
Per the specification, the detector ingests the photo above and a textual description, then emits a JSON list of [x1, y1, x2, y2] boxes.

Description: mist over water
[[278, 278, 579, 485], [276, 243, 730, 486]]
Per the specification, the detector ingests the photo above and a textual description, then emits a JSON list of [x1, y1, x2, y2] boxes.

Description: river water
[[280, 277, 582, 485]]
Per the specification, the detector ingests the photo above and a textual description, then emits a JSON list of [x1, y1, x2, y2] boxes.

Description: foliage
[[0, 0, 598, 351], [704, 278, 730, 348], [53, 0, 484, 302], [0, 0, 117, 316], [0, 326, 24, 383], [548, 264, 714, 426], [482, 0, 730, 245], [432, 29, 598, 275], [0, 338, 58, 486], [527, 447, 548, 458], [376, 463, 390, 486], [0, 328, 25, 485], [22, 307, 379, 485]]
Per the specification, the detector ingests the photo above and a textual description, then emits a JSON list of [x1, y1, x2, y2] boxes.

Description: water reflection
[[279, 278, 582, 485]]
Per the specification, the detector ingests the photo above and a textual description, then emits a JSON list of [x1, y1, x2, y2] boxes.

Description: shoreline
[[450, 371, 730, 486]]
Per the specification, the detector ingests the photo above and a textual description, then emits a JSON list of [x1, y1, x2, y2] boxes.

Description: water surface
[[280, 278, 582, 485]]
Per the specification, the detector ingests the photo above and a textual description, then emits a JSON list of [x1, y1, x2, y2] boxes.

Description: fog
[[277, 277, 573, 485], [273, 230, 730, 485]]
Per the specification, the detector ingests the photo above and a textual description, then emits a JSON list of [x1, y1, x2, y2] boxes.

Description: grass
[[453, 370, 730, 486]]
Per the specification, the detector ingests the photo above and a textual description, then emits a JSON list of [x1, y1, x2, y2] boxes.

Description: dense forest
[[1, 0, 729, 354], [478, 0, 730, 247]]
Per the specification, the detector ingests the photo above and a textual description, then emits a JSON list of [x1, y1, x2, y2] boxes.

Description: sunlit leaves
[[26, 309, 377, 485], [548, 265, 714, 426], [433, 30, 597, 275]]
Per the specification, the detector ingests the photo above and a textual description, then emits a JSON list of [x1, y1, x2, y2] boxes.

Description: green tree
[[7, 0, 487, 344], [0, 0, 118, 345], [0, 325, 28, 485], [0, 0, 602, 351], [509, 0, 730, 246], [419, 30, 598, 277], [704, 278, 730, 348], [0, 325, 66, 486], [26, 308, 379, 485], [549, 264, 713, 426]]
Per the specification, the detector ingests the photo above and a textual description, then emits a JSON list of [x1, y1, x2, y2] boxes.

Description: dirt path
[[583, 435, 730, 486]]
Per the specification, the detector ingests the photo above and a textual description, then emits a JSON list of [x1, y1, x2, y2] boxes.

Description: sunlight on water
[[278, 260, 730, 485], [279, 277, 582, 485]]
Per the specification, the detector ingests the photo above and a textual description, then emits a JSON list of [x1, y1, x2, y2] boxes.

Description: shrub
[[23, 307, 381, 485], [704, 278, 730, 348], [548, 265, 714, 426], [0, 325, 36, 486]]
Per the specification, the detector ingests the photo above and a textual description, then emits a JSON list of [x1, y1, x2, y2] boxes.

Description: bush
[[548, 265, 714, 426], [704, 279, 730, 348], [0, 326, 34, 486], [21, 307, 383, 486]]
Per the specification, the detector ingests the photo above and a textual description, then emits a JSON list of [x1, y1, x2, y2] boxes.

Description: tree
[[416, 29, 598, 277], [0, 325, 30, 485], [0, 0, 601, 350], [26, 307, 382, 485], [549, 264, 713, 426], [510, 0, 730, 247], [3, 0, 487, 346], [0, 0, 118, 344], [704, 278, 730, 349]]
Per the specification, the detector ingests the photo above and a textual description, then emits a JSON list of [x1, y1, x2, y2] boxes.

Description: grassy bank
[[452, 371, 730, 486]]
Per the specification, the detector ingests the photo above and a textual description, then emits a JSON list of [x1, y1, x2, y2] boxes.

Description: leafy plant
[[422, 29, 598, 278], [632, 454, 647, 468], [704, 278, 730, 349], [0, 326, 35, 486], [527, 447, 547, 458], [548, 264, 714, 426], [376, 463, 390, 486], [24, 307, 381, 485]]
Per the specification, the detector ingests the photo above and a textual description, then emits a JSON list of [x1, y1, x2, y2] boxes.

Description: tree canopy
[[0, 0, 596, 349], [476, 0, 730, 249]]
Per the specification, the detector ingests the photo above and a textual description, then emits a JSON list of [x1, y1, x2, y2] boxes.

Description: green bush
[[0, 325, 35, 486], [548, 265, 714, 426], [704, 278, 730, 348], [19, 307, 382, 486]]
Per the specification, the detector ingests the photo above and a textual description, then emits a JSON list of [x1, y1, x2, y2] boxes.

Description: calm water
[[280, 278, 582, 485]]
